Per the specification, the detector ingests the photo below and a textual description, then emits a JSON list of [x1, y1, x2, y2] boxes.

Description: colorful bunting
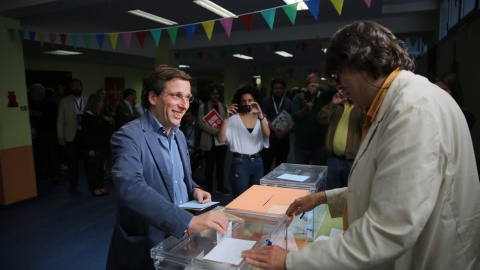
[[121, 32, 132, 49], [240, 13, 254, 32], [108, 33, 119, 49], [18, 30, 25, 40], [150, 29, 162, 47], [261, 8, 276, 30], [96, 34, 105, 49], [213, 50, 219, 58], [264, 44, 271, 53], [167, 27, 178, 45], [331, 0, 344, 16], [49, 33, 57, 48], [201, 21, 215, 40], [136, 31, 147, 48], [183, 24, 196, 42], [306, 0, 321, 20], [71, 34, 80, 49], [60, 34, 68, 46], [219, 18, 233, 37], [282, 4, 298, 25], [29, 31, 36, 45], [364, 0, 372, 8], [39, 33, 46, 47], [83, 34, 92, 48]]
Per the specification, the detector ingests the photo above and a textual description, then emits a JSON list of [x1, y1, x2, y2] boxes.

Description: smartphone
[[304, 91, 312, 101], [237, 104, 251, 113]]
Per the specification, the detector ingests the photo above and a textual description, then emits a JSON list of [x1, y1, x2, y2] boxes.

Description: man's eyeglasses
[[163, 92, 194, 103], [331, 73, 340, 84]]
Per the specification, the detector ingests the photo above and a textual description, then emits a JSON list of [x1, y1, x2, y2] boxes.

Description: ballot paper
[[216, 221, 233, 244], [277, 173, 309, 182], [203, 238, 256, 265], [178, 200, 219, 211]]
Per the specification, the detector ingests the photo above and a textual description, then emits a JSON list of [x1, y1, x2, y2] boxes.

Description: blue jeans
[[294, 146, 327, 166], [325, 155, 353, 190], [229, 156, 264, 198]]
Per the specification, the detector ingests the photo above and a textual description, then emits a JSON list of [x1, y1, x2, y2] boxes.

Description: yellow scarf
[[343, 68, 401, 231]]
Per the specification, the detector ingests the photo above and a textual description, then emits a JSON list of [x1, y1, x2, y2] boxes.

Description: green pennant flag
[[261, 8, 276, 30], [282, 3, 298, 25], [150, 29, 162, 47], [71, 34, 79, 49], [18, 30, 25, 40], [167, 27, 178, 45], [83, 34, 92, 48], [8, 28, 15, 41]]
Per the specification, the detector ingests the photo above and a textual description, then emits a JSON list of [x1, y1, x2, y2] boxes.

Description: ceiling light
[[179, 64, 190, 68], [193, 0, 237, 18], [274, 51, 293, 57], [127, 9, 178, 25], [44, 50, 83, 56], [322, 48, 327, 53], [233, 54, 253, 60], [253, 75, 261, 78], [283, 0, 308, 10]]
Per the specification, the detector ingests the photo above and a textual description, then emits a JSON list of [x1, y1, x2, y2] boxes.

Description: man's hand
[[286, 192, 326, 217], [331, 92, 346, 105], [189, 210, 229, 235], [242, 245, 288, 270], [193, 188, 211, 203]]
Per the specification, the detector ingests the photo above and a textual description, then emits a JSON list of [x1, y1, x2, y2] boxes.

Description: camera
[[237, 104, 251, 113], [304, 91, 312, 101]]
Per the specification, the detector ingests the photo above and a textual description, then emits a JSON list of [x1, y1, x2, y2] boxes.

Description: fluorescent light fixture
[[274, 51, 293, 57], [253, 75, 261, 78], [179, 64, 190, 68], [44, 50, 83, 56], [127, 9, 178, 25], [322, 48, 327, 53], [193, 0, 237, 18], [283, 0, 308, 10], [233, 54, 253, 60]]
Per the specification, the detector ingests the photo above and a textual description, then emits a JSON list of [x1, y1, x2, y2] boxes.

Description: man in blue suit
[[106, 65, 229, 269]]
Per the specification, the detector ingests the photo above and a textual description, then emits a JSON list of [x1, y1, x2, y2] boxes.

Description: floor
[[0, 135, 295, 270]]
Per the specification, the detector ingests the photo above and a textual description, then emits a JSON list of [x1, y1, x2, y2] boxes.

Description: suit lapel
[[141, 113, 175, 202], [175, 132, 193, 195]]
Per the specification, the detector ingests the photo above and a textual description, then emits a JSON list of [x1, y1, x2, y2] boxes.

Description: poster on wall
[[104, 77, 125, 107]]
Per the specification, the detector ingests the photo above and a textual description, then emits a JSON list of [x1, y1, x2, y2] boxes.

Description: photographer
[[217, 86, 270, 198]]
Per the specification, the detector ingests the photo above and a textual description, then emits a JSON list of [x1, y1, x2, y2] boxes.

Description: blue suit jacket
[[106, 112, 199, 270]]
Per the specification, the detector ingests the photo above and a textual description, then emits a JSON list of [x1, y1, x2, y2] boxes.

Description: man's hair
[[142, 65, 192, 109], [271, 78, 286, 90], [324, 21, 415, 79], [207, 83, 223, 97], [232, 86, 262, 105], [304, 73, 320, 86], [123, 88, 136, 99], [29, 83, 46, 95], [70, 78, 82, 87], [84, 93, 102, 115]]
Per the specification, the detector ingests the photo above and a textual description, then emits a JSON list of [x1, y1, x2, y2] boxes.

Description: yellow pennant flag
[[201, 20, 215, 41], [331, 0, 344, 15], [108, 33, 119, 50], [39, 32, 46, 47]]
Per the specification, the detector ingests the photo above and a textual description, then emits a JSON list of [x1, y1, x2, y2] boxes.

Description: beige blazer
[[286, 71, 480, 269], [197, 101, 227, 151], [57, 94, 84, 142]]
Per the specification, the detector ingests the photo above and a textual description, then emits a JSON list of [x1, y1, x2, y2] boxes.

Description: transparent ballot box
[[151, 207, 287, 270], [260, 163, 328, 193]]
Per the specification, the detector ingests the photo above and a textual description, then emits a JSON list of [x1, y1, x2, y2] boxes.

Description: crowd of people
[[26, 20, 478, 270]]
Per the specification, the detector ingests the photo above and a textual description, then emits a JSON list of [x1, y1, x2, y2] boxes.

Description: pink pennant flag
[[122, 32, 132, 49], [219, 18, 233, 37], [364, 0, 372, 8], [49, 33, 57, 48]]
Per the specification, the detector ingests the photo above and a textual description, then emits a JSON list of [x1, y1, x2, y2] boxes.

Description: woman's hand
[[227, 104, 238, 118]]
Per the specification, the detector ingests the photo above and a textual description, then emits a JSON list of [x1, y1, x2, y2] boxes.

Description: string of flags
[[7, 0, 372, 50]]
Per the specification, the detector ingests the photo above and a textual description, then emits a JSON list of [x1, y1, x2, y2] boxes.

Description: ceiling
[[1, 0, 440, 75]]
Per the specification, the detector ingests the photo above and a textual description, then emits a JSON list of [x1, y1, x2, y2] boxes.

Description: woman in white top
[[218, 86, 270, 198]]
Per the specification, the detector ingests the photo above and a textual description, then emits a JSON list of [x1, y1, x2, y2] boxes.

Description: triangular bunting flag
[[301, 42, 307, 51], [201, 21, 215, 41], [167, 27, 178, 45], [83, 34, 91, 48], [121, 32, 132, 49], [198, 52, 203, 59], [71, 34, 79, 49], [96, 34, 105, 49], [364, 0, 372, 8], [331, 0, 344, 16], [306, 0, 320, 20], [60, 34, 68, 46], [108, 33, 118, 49], [49, 33, 57, 48], [39, 33, 46, 47], [221, 50, 227, 58], [135, 31, 147, 48], [219, 18, 233, 37], [273, 44, 280, 51], [246, 47, 252, 55], [28, 31, 36, 45], [183, 24, 196, 42], [264, 44, 271, 53], [261, 8, 276, 30], [8, 28, 15, 41], [240, 13, 254, 32], [175, 53, 180, 60], [282, 4, 298, 25], [150, 29, 162, 47], [18, 30, 25, 40]]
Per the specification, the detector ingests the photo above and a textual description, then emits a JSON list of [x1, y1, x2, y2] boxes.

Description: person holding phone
[[291, 73, 335, 166], [217, 86, 270, 198]]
